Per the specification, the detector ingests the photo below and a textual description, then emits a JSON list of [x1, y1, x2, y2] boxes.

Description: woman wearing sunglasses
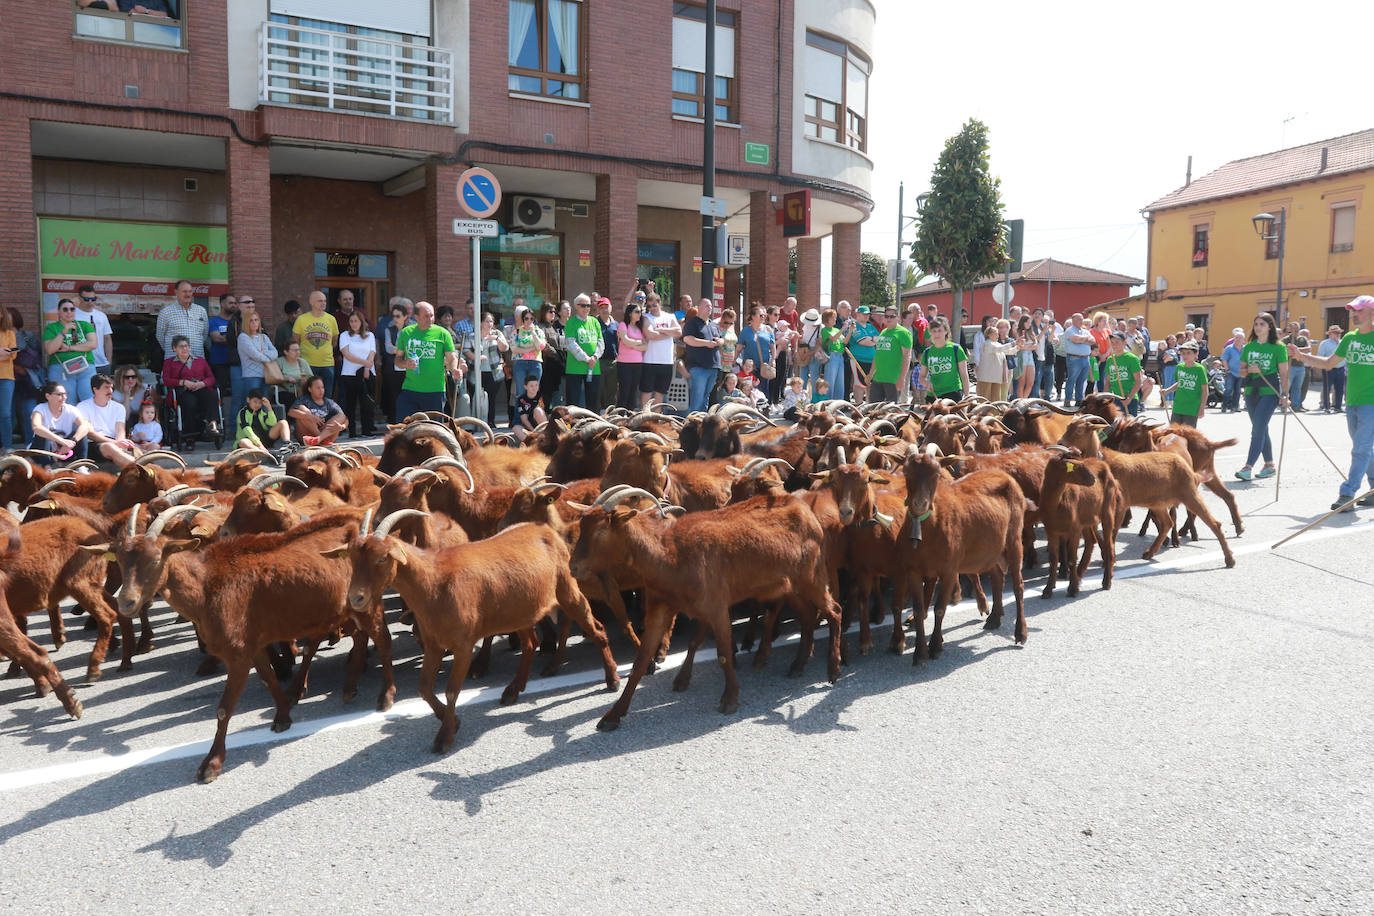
[[111, 364, 152, 425], [41, 298, 98, 404], [1289, 294, 1374, 511]]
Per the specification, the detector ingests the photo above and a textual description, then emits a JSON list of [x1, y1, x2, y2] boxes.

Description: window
[[637, 240, 680, 305], [671, 5, 737, 122], [1192, 226, 1208, 267], [74, 0, 184, 49], [1331, 203, 1356, 253], [803, 30, 869, 152], [1185, 312, 1212, 335], [508, 0, 585, 100], [1264, 231, 1280, 260]]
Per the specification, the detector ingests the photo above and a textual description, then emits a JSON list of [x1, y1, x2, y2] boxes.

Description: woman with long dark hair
[[538, 302, 566, 408], [1235, 313, 1289, 480], [616, 300, 648, 409], [337, 309, 377, 437]]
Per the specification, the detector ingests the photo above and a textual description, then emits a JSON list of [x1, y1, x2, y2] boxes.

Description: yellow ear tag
[[1064, 461, 1076, 472]]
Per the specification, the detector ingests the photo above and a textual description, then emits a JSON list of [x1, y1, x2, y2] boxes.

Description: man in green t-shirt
[[395, 301, 462, 417], [1291, 294, 1374, 511], [870, 306, 913, 403], [292, 290, 340, 394], [1163, 339, 1207, 426], [917, 317, 969, 401], [1103, 331, 1144, 416], [562, 294, 604, 409]]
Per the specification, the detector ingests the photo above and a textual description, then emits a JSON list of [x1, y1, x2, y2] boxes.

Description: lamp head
[[1252, 212, 1276, 238]]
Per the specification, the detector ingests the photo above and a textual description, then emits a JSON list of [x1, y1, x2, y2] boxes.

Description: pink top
[[618, 322, 645, 364]]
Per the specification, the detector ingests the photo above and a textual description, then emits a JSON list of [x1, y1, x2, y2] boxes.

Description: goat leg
[[711, 613, 740, 715], [253, 650, 293, 733], [0, 615, 81, 719], [554, 572, 619, 691], [674, 619, 711, 692], [285, 639, 321, 706], [598, 604, 673, 731], [1141, 509, 1174, 561], [136, 607, 155, 654], [47, 604, 66, 650], [500, 629, 539, 705], [788, 601, 817, 678], [909, 579, 929, 666], [1204, 475, 1244, 536], [539, 614, 571, 678], [196, 662, 252, 783], [468, 636, 493, 680], [1041, 537, 1062, 599], [341, 631, 370, 703]]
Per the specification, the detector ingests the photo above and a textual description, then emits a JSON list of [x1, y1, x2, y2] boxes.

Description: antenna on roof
[[1320, 146, 1329, 173], [1185, 155, 1192, 187]]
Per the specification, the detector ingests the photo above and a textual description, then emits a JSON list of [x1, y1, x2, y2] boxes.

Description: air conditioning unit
[[1155, 275, 1168, 292], [511, 195, 555, 231]]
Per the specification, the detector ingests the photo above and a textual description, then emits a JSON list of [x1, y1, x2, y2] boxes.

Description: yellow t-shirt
[[292, 311, 339, 368]]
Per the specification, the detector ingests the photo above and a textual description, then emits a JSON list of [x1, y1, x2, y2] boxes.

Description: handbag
[[61, 355, 89, 376], [755, 333, 776, 379], [261, 358, 287, 386]]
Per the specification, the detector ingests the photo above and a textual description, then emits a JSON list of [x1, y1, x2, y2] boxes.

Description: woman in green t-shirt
[[917, 317, 969, 401], [1162, 339, 1208, 426], [1235, 313, 1289, 480], [41, 297, 99, 404], [819, 308, 848, 397]]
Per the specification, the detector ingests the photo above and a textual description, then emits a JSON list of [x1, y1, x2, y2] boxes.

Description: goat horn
[[1045, 445, 1073, 455], [579, 420, 621, 439], [630, 431, 670, 447], [748, 458, 794, 477], [524, 475, 552, 487], [337, 444, 374, 461], [374, 509, 430, 538], [248, 474, 308, 491], [451, 416, 496, 445], [738, 457, 767, 474], [0, 455, 34, 479], [923, 443, 945, 458], [146, 504, 206, 539], [856, 445, 880, 467], [836, 446, 847, 466], [293, 447, 361, 468], [417, 455, 475, 493], [163, 487, 215, 505], [360, 507, 374, 536], [597, 486, 663, 511], [134, 450, 188, 470], [401, 422, 463, 456], [369, 467, 393, 484], [64, 459, 102, 473], [1079, 415, 1112, 428], [33, 477, 79, 497], [213, 447, 276, 467], [532, 480, 568, 494], [558, 406, 602, 421], [398, 468, 440, 486], [588, 483, 636, 509], [125, 503, 141, 539]]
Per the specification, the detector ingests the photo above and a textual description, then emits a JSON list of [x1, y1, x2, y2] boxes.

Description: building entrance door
[[318, 280, 390, 328], [314, 250, 392, 328]]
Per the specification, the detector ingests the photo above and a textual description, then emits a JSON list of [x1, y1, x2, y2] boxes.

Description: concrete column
[[425, 162, 470, 308], [795, 236, 822, 309], [0, 116, 37, 329], [831, 222, 861, 309], [226, 139, 274, 313], [595, 173, 637, 296], [747, 190, 789, 306]]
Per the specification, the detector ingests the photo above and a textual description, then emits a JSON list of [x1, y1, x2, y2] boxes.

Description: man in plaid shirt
[[156, 279, 209, 359]]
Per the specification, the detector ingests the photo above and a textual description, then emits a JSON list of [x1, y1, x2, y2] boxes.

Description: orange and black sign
[[780, 190, 811, 238]]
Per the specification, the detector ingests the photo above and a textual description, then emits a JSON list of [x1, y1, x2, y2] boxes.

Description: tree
[[859, 251, 893, 310], [910, 119, 1006, 330]]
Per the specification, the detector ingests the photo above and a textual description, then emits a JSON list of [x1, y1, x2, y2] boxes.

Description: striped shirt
[[156, 303, 209, 359]]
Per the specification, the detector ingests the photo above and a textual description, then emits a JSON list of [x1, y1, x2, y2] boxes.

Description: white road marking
[[3, 516, 1373, 792]]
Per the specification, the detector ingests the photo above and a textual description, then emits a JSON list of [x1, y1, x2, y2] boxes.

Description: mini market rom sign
[[38, 218, 229, 283]]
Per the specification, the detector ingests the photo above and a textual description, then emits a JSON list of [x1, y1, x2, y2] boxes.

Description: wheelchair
[[159, 382, 225, 452]]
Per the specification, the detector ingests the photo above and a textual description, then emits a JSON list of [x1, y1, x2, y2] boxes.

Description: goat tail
[[1208, 437, 1239, 450]]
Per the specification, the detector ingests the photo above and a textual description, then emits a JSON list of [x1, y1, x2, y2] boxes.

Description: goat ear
[[388, 544, 409, 565], [611, 506, 637, 522], [668, 448, 686, 460], [319, 544, 350, 559], [726, 466, 742, 476], [938, 455, 963, 466], [809, 471, 831, 481], [164, 537, 202, 555], [79, 543, 112, 558], [142, 465, 156, 478], [265, 493, 290, 513], [867, 474, 891, 485], [28, 498, 58, 510]]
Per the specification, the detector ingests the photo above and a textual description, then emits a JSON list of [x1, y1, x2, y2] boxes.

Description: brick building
[[0, 1, 874, 347], [900, 258, 1142, 326]]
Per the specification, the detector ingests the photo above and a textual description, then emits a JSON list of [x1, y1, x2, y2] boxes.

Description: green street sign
[[744, 142, 770, 165]]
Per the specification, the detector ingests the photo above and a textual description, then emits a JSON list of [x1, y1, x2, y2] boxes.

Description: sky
[[862, 0, 1373, 294]]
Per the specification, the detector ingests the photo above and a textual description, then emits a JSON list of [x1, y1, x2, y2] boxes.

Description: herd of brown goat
[[0, 392, 1239, 781]]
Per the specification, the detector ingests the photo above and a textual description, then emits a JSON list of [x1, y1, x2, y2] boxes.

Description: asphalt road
[[2, 403, 1372, 914]]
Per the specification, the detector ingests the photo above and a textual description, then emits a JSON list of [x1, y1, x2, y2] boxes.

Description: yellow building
[[1141, 129, 1374, 339]]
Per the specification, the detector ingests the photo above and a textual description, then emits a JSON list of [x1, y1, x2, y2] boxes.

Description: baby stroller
[[1206, 364, 1227, 409]]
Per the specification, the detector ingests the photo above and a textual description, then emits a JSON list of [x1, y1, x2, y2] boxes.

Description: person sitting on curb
[[288, 374, 347, 446], [235, 388, 293, 454]]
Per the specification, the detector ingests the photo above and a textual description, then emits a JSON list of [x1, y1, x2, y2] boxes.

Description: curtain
[[508, 0, 536, 68], [548, 0, 578, 75]]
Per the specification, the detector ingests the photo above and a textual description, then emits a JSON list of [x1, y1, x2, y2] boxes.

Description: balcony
[[258, 21, 453, 124]]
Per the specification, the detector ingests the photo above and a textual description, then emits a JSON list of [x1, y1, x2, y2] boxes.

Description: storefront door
[[314, 251, 392, 328], [318, 280, 390, 328]]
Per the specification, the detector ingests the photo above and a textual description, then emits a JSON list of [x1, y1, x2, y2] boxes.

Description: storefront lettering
[[52, 237, 101, 259], [186, 244, 227, 265]]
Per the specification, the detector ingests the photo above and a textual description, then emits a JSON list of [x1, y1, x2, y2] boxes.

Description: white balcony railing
[[258, 21, 453, 124]]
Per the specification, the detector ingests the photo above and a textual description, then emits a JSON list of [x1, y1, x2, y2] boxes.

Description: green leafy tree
[[859, 251, 893, 310], [910, 119, 1006, 329]]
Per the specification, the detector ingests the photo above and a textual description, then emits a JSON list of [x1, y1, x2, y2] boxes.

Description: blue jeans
[[313, 364, 335, 397], [512, 359, 542, 397], [1322, 366, 1346, 411], [823, 352, 846, 397], [687, 366, 716, 413], [1245, 392, 1279, 466], [0, 378, 13, 450], [563, 372, 601, 410], [1224, 374, 1240, 410], [1340, 403, 1374, 499], [1035, 361, 1054, 399], [229, 365, 249, 423], [395, 388, 444, 419], [1288, 364, 1306, 407], [47, 362, 95, 404], [799, 357, 822, 395], [1065, 355, 1089, 404], [1162, 364, 1177, 403]]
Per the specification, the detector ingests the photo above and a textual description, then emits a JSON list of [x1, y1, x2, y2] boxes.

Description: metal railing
[[258, 21, 453, 123]]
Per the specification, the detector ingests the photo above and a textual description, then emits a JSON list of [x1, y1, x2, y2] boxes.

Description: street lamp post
[[894, 183, 923, 309], [1252, 208, 1287, 329]]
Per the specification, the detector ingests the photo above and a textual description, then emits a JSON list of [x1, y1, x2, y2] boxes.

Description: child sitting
[[811, 378, 831, 404], [236, 389, 292, 452], [130, 401, 163, 448], [781, 376, 806, 421]]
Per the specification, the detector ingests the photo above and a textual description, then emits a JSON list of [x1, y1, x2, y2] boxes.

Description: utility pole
[[700, 0, 717, 307]]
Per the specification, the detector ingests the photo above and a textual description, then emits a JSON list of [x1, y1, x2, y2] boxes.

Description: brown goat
[[945, 444, 1052, 570], [99, 508, 391, 782], [330, 516, 619, 753], [1038, 446, 1124, 598], [0, 513, 82, 718], [999, 398, 1079, 446], [0, 454, 116, 507], [570, 490, 841, 731]]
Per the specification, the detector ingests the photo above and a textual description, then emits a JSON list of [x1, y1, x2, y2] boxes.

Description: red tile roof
[[1144, 127, 1374, 212], [902, 257, 1141, 297]]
